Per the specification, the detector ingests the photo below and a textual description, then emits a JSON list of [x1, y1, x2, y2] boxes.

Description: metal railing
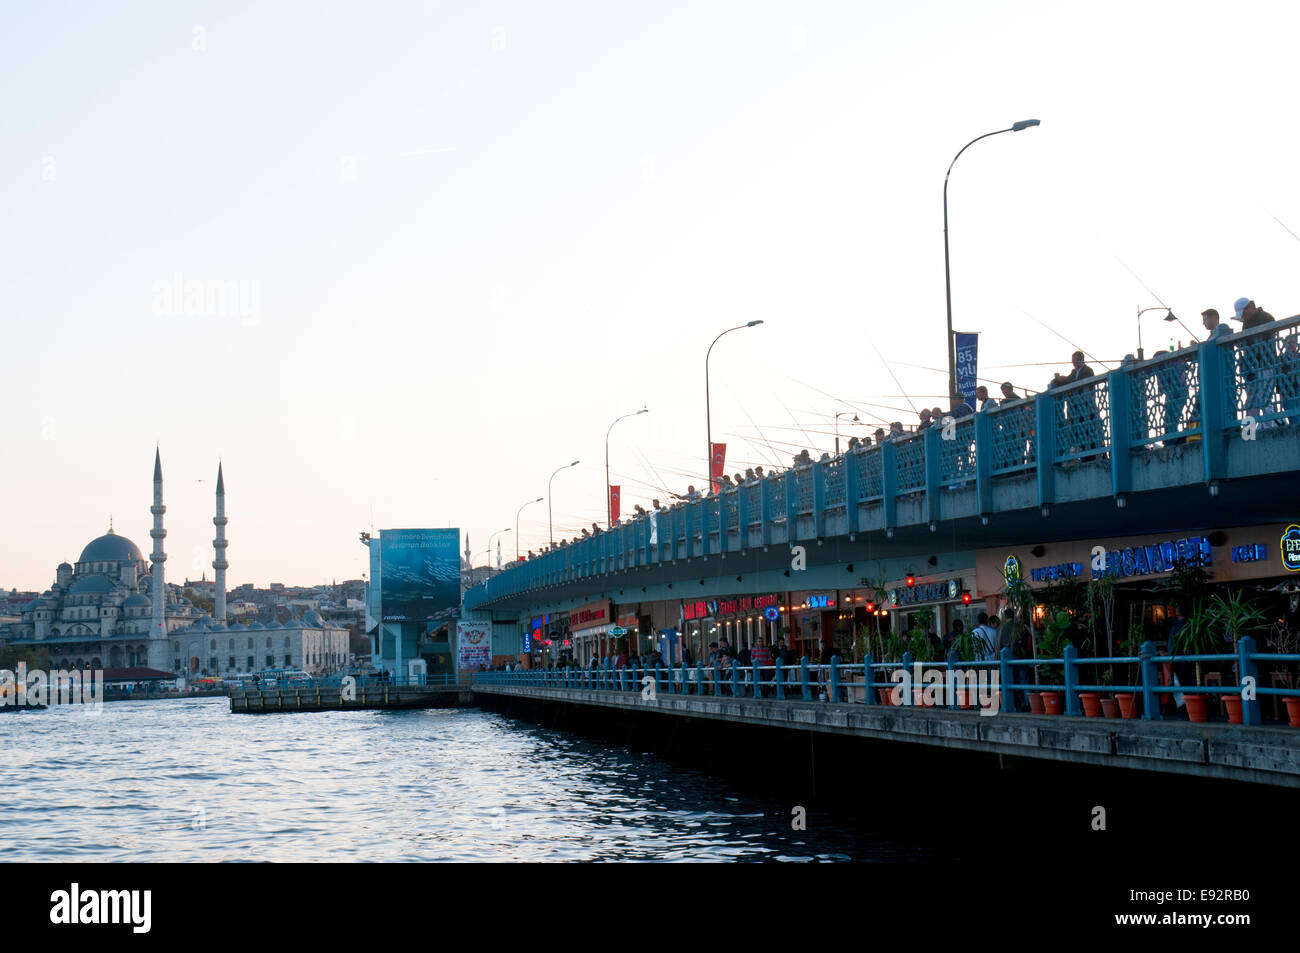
[[467, 316, 1300, 609], [471, 636, 1300, 727]]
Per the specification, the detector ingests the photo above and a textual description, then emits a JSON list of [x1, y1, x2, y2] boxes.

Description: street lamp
[[943, 119, 1040, 402], [486, 527, 511, 569], [706, 321, 763, 491], [606, 407, 648, 528], [514, 497, 543, 562], [1136, 306, 1197, 359], [834, 412, 860, 454], [548, 460, 580, 547]]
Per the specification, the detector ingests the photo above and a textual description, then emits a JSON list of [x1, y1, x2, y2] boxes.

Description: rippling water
[[0, 698, 934, 862]]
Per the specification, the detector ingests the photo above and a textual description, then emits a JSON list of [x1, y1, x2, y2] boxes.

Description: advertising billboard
[[379, 528, 460, 622], [457, 621, 492, 670]]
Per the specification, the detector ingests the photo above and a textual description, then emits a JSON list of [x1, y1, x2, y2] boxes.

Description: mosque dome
[[302, 610, 325, 627], [79, 532, 143, 564], [123, 593, 151, 609], [68, 575, 113, 595]]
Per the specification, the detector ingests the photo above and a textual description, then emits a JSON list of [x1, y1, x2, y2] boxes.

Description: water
[[0, 699, 930, 862]]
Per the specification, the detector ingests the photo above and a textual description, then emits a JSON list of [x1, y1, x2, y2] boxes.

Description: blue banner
[[379, 528, 461, 622], [955, 332, 978, 409]]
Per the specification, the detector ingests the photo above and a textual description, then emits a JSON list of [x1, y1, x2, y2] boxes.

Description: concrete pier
[[472, 684, 1300, 788], [230, 684, 472, 713]]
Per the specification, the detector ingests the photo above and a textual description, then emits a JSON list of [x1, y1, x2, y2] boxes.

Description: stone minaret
[[148, 448, 168, 668], [212, 463, 228, 623]]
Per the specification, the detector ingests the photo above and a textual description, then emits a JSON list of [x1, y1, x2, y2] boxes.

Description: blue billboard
[[379, 528, 461, 622], [955, 331, 979, 410]]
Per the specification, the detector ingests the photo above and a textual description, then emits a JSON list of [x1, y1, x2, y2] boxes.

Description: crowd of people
[[515, 298, 1291, 561]]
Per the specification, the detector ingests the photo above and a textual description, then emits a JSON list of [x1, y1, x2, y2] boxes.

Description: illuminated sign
[[1283, 525, 1300, 572], [569, 601, 610, 630], [805, 593, 836, 609], [1003, 555, 1022, 583], [1231, 544, 1269, 564], [890, 579, 964, 607], [1095, 536, 1211, 580], [763, 607, 780, 621], [712, 593, 781, 617], [1031, 562, 1085, 583]]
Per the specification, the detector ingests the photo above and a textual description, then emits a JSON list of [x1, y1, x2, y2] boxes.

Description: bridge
[[465, 317, 1300, 616]]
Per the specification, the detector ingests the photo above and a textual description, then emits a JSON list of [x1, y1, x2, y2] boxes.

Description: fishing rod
[[1260, 202, 1300, 245], [721, 380, 787, 469], [866, 340, 920, 416], [1014, 306, 1111, 371]]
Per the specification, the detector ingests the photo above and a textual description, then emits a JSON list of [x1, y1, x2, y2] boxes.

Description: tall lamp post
[[943, 119, 1040, 402], [834, 412, 860, 454], [705, 321, 763, 490], [606, 407, 648, 528], [514, 497, 543, 562], [486, 527, 511, 569], [548, 460, 580, 548]]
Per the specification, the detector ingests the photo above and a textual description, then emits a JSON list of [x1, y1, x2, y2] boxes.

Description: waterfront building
[[3, 450, 349, 678]]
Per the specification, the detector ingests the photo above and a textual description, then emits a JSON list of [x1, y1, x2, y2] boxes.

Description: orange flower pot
[[1079, 692, 1103, 717], [1027, 692, 1045, 714], [1223, 695, 1242, 724], [1115, 692, 1140, 718], [1185, 695, 1209, 722], [1099, 697, 1120, 718], [1041, 690, 1064, 715], [1283, 697, 1300, 728]]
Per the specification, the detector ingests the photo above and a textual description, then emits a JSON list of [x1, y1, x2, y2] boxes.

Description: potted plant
[[1205, 591, 1266, 724], [906, 608, 936, 706], [1099, 670, 1120, 718], [1034, 610, 1073, 714], [1171, 602, 1216, 722], [1114, 626, 1144, 718]]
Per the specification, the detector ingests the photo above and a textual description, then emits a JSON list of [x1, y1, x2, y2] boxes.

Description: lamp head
[[1163, 311, 1176, 322], [570, 460, 580, 467], [746, 320, 764, 327], [1011, 119, 1041, 132]]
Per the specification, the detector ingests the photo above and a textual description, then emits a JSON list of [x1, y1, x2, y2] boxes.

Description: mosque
[[3, 450, 349, 677]]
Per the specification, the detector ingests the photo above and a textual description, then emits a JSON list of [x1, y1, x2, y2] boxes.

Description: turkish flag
[[609, 485, 620, 523], [710, 442, 726, 493]]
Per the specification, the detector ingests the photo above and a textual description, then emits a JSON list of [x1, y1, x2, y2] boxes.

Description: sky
[[4, 0, 1300, 592]]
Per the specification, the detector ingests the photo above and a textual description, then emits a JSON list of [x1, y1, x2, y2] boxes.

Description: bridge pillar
[[881, 440, 898, 533], [1108, 362, 1133, 499], [1034, 392, 1057, 511], [843, 451, 860, 536], [974, 410, 993, 517], [1198, 331, 1229, 486], [923, 427, 942, 526]]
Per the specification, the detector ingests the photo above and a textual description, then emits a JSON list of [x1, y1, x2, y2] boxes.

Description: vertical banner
[[457, 621, 493, 670], [710, 442, 727, 493], [609, 485, 620, 524], [954, 332, 979, 410]]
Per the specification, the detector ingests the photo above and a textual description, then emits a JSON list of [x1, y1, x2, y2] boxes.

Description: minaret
[[212, 463, 228, 623], [148, 448, 168, 668]]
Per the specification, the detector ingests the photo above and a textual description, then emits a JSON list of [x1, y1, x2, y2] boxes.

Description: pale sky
[[5, 0, 1299, 592]]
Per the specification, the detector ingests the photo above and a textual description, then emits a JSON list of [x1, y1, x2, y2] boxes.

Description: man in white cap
[[1233, 297, 1274, 330], [1233, 297, 1277, 424]]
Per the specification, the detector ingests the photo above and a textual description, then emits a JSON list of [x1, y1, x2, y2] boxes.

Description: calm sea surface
[[0, 698, 933, 862]]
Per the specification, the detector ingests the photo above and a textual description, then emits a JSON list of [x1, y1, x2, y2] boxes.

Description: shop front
[[975, 522, 1300, 656], [567, 599, 612, 665]]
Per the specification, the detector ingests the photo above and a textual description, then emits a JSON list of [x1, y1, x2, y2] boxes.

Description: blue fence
[[472, 637, 1300, 727], [467, 316, 1300, 609]]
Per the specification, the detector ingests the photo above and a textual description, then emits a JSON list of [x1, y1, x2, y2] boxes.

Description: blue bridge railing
[[471, 636, 1300, 727], [466, 316, 1300, 609]]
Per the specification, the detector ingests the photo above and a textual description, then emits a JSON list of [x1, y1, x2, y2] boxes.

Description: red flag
[[609, 485, 621, 523], [710, 442, 727, 493]]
